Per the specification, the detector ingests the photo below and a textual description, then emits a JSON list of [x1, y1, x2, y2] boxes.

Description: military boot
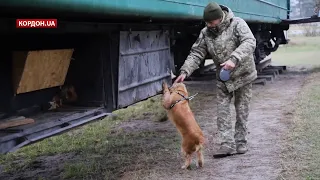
[[236, 144, 248, 154], [213, 144, 236, 158]]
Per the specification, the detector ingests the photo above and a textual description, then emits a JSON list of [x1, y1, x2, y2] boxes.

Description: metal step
[[253, 78, 267, 85], [0, 107, 110, 154], [255, 65, 287, 86]]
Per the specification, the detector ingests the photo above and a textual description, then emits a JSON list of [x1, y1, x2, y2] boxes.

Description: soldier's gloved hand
[[174, 73, 187, 83], [220, 60, 235, 70]]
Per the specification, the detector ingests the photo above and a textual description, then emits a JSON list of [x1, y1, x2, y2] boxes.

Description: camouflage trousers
[[216, 81, 253, 148]]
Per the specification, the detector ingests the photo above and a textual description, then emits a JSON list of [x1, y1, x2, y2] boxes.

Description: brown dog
[[162, 81, 205, 169]]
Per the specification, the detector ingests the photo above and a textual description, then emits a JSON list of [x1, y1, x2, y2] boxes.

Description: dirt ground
[[118, 66, 306, 180], [0, 65, 315, 180]]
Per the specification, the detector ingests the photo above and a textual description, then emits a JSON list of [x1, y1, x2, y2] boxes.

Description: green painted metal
[[1, 0, 289, 23]]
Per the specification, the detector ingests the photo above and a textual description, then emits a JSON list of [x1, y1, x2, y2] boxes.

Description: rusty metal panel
[[118, 30, 172, 108]]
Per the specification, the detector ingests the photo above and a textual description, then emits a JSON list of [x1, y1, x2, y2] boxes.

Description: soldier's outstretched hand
[[174, 73, 186, 83]]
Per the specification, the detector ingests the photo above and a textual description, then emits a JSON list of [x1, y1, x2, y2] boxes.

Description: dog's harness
[[169, 91, 198, 109]]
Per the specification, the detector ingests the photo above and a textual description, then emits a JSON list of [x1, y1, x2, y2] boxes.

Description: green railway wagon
[[0, 0, 296, 153], [0, 0, 291, 65], [0, 0, 290, 23]]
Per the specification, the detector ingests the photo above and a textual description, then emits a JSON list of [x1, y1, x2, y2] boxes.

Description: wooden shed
[[0, 34, 115, 153]]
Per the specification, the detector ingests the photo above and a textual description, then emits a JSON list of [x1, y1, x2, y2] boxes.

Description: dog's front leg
[[162, 82, 172, 109]]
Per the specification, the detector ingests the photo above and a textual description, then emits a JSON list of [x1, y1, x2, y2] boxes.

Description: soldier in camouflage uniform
[[174, 2, 257, 157]]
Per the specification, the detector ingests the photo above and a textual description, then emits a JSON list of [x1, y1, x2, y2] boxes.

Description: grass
[[272, 36, 320, 66], [0, 94, 173, 179], [279, 70, 320, 180], [272, 34, 320, 180]]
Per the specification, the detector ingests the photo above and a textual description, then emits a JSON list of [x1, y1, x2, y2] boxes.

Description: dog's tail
[[198, 136, 208, 148], [195, 136, 206, 152], [196, 144, 203, 152]]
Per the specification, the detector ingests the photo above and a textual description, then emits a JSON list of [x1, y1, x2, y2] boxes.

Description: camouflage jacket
[[180, 5, 257, 93]]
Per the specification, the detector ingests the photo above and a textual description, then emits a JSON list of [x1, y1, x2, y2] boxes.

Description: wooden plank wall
[[12, 49, 74, 94]]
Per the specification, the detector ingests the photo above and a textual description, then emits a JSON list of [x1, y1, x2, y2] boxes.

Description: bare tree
[[290, 0, 318, 18], [314, 0, 320, 15], [315, 0, 320, 7]]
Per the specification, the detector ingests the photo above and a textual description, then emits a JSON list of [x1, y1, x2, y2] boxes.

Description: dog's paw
[[181, 165, 191, 170]]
